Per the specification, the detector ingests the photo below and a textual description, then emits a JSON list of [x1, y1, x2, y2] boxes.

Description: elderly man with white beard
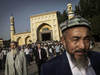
[[5, 41, 27, 75], [41, 16, 100, 75]]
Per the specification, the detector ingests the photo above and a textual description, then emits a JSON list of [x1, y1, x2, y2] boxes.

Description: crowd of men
[[0, 15, 100, 75], [0, 40, 64, 75]]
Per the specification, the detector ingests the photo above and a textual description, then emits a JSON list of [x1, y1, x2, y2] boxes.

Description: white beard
[[75, 58, 88, 69], [65, 46, 88, 69], [11, 48, 18, 56]]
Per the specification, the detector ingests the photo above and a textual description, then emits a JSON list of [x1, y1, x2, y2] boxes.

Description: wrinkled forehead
[[65, 27, 90, 37]]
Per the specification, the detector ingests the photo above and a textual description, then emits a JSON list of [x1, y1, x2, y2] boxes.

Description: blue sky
[[0, 0, 80, 40]]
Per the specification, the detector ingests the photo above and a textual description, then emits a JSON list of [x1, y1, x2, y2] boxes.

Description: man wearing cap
[[5, 41, 27, 75], [41, 16, 100, 75]]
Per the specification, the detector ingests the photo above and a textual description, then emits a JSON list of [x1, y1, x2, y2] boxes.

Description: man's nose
[[79, 40, 85, 49], [12, 46, 14, 49]]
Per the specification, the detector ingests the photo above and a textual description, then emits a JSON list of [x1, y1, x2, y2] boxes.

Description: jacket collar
[[60, 51, 100, 75], [60, 51, 72, 75], [88, 51, 100, 75]]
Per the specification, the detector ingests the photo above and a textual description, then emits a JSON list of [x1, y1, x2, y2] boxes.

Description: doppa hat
[[60, 15, 91, 33]]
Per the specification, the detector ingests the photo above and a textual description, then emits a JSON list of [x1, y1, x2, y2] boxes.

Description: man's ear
[[61, 37, 66, 47]]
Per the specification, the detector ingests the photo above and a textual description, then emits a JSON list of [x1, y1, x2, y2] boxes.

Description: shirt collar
[[66, 51, 91, 69], [38, 49, 41, 50], [87, 57, 91, 67], [66, 51, 76, 69]]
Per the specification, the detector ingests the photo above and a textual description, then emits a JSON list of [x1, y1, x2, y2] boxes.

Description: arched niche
[[36, 23, 53, 41], [25, 36, 31, 45], [17, 37, 23, 46]]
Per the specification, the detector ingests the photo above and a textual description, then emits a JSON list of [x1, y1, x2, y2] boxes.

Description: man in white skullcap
[[5, 41, 27, 75]]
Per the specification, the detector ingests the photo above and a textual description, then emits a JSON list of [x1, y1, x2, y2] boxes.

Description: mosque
[[10, 2, 74, 46]]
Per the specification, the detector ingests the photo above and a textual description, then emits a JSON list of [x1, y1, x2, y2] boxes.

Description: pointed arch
[[25, 36, 31, 45], [36, 23, 53, 41], [17, 37, 23, 46]]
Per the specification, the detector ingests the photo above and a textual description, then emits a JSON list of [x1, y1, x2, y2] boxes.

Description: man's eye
[[85, 38, 90, 40], [86, 39, 90, 40], [85, 38, 90, 42], [73, 39, 78, 41]]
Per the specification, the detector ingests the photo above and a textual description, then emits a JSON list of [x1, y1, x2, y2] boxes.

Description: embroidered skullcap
[[60, 15, 91, 33]]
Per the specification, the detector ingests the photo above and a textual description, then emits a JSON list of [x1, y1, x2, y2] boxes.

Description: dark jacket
[[35, 48, 47, 65], [32, 47, 37, 56], [41, 51, 100, 75]]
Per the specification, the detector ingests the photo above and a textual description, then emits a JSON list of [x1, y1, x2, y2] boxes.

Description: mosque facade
[[10, 3, 74, 46]]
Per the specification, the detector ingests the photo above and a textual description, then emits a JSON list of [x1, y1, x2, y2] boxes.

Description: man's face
[[37, 44, 41, 49], [62, 27, 90, 60], [57, 43, 59, 46], [10, 43, 16, 50]]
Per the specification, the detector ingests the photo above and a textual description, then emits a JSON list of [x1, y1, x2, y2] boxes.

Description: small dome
[[67, 3, 72, 6], [11, 13, 13, 17], [11, 15, 13, 17]]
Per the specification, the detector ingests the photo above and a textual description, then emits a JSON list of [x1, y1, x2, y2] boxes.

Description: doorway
[[42, 33, 51, 41]]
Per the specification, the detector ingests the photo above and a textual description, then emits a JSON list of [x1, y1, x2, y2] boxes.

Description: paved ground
[[28, 60, 38, 75]]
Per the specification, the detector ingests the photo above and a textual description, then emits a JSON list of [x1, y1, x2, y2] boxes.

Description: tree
[[3, 39, 11, 47], [57, 9, 68, 24], [88, 15, 100, 42], [74, 0, 100, 42], [74, 0, 100, 19]]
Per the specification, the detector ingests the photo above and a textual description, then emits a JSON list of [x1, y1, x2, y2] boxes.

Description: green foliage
[[4, 39, 11, 47], [88, 15, 100, 41], [74, 0, 100, 19], [57, 9, 68, 24], [74, 0, 100, 41]]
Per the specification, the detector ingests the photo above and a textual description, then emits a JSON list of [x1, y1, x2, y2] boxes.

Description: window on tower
[[69, 7, 71, 10]]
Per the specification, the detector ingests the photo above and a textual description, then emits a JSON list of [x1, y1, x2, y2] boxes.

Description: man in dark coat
[[0, 48, 3, 70], [35, 43, 47, 75], [41, 16, 100, 75], [32, 46, 37, 57]]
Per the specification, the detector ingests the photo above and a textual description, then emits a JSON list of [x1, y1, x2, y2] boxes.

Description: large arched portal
[[25, 36, 31, 45], [17, 37, 23, 46], [37, 23, 53, 41], [30, 11, 62, 42]]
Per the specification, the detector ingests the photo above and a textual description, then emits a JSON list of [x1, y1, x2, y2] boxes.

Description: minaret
[[67, 2, 74, 19], [10, 14, 15, 41]]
